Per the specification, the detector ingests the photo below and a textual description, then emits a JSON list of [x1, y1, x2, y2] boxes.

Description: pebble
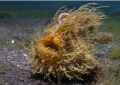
[[11, 40, 15, 44], [23, 54, 27, 57]]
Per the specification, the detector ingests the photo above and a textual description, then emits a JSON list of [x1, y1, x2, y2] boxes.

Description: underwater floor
[[0, 14, 120, 85]]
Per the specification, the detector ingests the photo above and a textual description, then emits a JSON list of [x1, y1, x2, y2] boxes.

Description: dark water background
[[0, 1, 120, 16]]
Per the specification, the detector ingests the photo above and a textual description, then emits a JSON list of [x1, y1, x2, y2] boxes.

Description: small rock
[[20, 78, 25, 81], [17, 65, 20, 67], [23, 54, 27, 57], [11, 40, 15, 44]]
